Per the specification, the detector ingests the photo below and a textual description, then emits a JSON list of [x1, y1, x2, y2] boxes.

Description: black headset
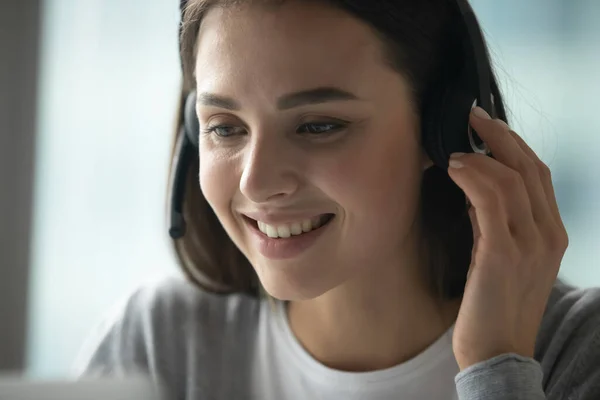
[[169, 0, 497, 239]]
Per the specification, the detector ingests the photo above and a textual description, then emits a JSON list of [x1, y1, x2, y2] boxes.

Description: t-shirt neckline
[[271, 300, 457, 391]]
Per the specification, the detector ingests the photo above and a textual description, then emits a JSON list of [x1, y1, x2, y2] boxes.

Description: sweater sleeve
[[455, 354, 546, 399], [454, 283, 600, 400]]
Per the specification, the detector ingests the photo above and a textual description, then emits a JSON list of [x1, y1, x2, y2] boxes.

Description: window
[[26, 0, 181, 377]]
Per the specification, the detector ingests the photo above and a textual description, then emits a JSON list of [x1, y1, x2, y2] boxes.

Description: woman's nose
[[239, 139, 301, 204]]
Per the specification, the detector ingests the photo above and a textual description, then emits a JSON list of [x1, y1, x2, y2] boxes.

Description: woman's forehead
[[195, 1, 381, 64], [193, 2, 398, 99]]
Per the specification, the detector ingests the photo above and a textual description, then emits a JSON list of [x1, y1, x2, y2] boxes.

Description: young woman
[[76, 0, 600, 399]]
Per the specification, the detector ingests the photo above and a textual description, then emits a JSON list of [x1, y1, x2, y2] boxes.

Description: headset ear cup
[[184, 90, 200, 148], [422, 80, 477, 168], [169, 90, 199, 239], [422, 85, 449, 168]]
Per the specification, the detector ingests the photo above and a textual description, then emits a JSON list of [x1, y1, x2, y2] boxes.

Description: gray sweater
[[75, 277, 600, 399]]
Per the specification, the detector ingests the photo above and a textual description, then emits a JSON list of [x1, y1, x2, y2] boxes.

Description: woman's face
[[195, 1, 431, 300]]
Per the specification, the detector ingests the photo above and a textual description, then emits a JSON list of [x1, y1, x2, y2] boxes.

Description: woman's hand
[[447, 106, 569, 371]]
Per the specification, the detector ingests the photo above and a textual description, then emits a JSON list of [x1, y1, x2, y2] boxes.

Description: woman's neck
[[287, 260, 461, 372]]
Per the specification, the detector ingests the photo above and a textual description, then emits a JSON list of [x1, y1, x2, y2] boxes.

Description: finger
[[505, 128, 565, 231], [469, 107, 552, 228], [448, 152, 537, 242]]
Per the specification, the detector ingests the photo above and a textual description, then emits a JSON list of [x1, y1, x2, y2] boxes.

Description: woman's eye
[[297, 122, 344, 135], [202, 125, 245, 138], [202, 122, 346, 138]]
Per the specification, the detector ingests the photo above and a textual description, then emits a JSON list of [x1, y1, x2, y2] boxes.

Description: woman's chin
[[256, 268, 337, 302]]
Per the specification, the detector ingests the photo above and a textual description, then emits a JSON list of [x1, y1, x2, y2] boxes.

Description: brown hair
[[169, 0, 509, 301]]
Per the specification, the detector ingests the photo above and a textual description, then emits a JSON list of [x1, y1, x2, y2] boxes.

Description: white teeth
[[265, 224, 278, 238], [311, 216, 321, 228], [257, 216, 330, 239], [277, 225, 291, 238], [290, 223, 303, 235], [301, 219, 312, 232]]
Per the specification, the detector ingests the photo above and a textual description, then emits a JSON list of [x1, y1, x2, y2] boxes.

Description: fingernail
[[449, 153, 465, 169], [472, 106, 491, 120], [449, 159, 464, 169]]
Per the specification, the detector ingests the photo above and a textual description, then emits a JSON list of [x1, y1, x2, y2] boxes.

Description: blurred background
[[0, 0, 598, 379]]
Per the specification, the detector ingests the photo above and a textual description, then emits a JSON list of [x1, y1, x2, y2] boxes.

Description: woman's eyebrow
[[196, 86, 360, 111]]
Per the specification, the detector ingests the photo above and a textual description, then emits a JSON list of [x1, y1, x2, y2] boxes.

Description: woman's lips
[[244, 214, 335, 260]]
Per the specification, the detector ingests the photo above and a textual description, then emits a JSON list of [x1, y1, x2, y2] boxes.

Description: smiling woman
[[73, 0, 600, 399]]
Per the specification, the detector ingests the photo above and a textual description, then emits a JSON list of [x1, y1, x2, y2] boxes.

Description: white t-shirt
[[251, 300, 459, 399]]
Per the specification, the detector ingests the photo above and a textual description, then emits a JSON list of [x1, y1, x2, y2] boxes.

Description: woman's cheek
[[199, 151, 235, 210]]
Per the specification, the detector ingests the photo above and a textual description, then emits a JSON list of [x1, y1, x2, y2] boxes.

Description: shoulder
[[538, 278, 600, 353], [126, 275, 261, 329], [536, 278, 600, 397], [74, 275, 261, 391]]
